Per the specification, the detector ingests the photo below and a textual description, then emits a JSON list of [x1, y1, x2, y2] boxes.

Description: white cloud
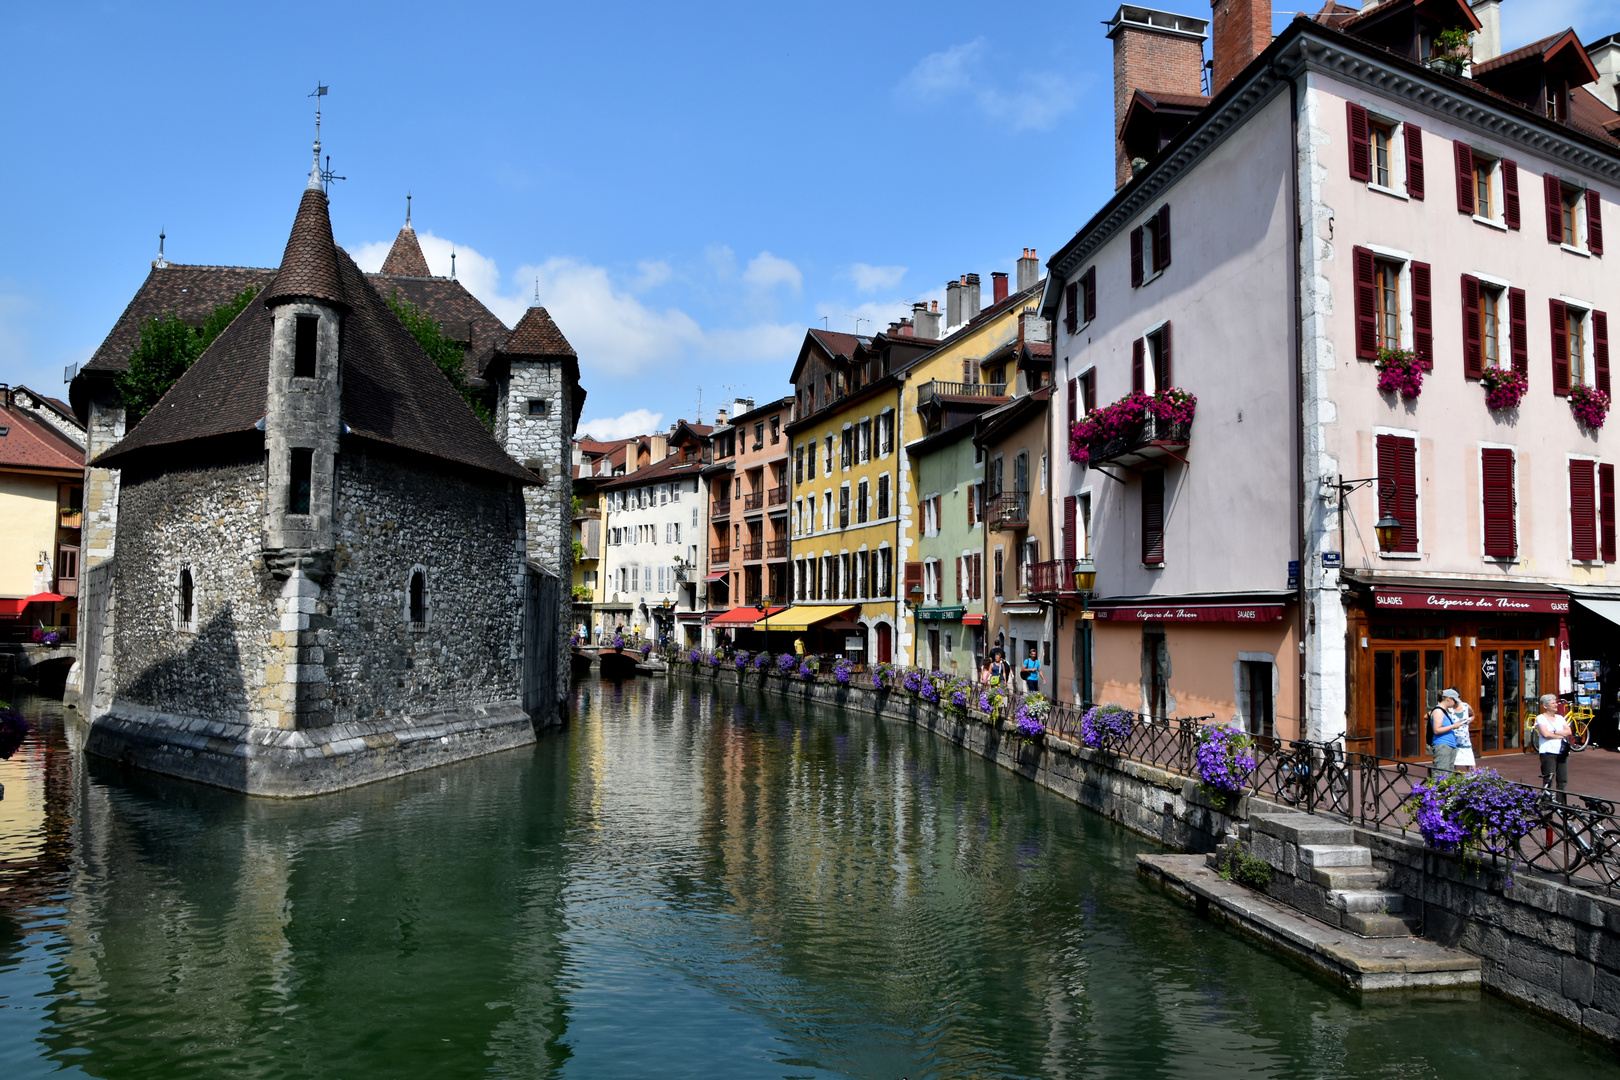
[[634, 260, 672, 290], [850, 263, 907, 292], [576, 408, 664, 442], [899, 38, 1076, 132], [705, 244, 737, 279], [742, 251, 803, 294], [813, 299, 914, 337]]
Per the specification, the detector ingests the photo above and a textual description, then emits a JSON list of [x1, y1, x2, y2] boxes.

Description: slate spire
[[262, 185, 349, 310], [379, 193, 433, 277]]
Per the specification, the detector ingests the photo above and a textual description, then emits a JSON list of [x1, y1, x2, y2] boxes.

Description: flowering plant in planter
[[707, 651, 722, 668], [612, 631, 627, 652], [688, 648, 701, 665], [753, 651, 771, 671], [0, 702, 28, 760], [1570, 383, 1611, 429], [777, 652, 798, 675], [1013, 693, 1050, 739], [832, 657, 853, 685], [945, 679, 972, 715], [797, 658, 817, 680], [919, 672, 943, 704], [30, 628, 60, 645], [1193, 724, 1257, 796], [978, 686, 1007, 720], [1435, 25, 1473, 59], [1080, 703, 1136, 753], [870, 662, 891, 689], [1405, 767, 1541, 873], [1375, 347, 1427, 399], [1069, 389, 1198, 465], [639, 642, 652, 659], [1480, 366, 1527, 410], [902, 669, 925, 695], [734, 651, 749, 671]]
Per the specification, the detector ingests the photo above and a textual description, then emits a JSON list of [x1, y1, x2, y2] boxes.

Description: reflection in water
[[0, 681, 1617, 1079]]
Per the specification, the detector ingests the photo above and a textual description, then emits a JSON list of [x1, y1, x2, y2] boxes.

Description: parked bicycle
[[1516, 786, 1620, 889], [1277, 738, 1352, 814]]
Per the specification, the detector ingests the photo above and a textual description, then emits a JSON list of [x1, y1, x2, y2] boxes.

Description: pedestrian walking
[[1429, 689, 1469, 773], [1021, 646, 1042, 696], [1536, 693, 1574, 802]]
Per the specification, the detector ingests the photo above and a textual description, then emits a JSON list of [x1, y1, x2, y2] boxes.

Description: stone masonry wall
[[71, 392, 126, 713]]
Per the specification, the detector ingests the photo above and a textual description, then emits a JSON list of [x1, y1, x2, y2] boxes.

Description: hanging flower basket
[[1070, 388, 1197, 465], [1480, 367, 1527, 410], [1375, 347, 1427, 399], [776, 653, 798, 676], [1080, 703, 1136, 753], [871, 662, 891, 689], [1571, 384, 1611, 429], [753, 651, 771, 672], [832, 657, 853, 685], [1405, 768, 1540, 878], [1194, 724, 1257, 797]]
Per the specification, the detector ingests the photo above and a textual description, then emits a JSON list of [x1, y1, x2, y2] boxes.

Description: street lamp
[[1072, 558, 1097, 709], [1332, 477, 1403, 554], [1072, 558, 1097, 594]]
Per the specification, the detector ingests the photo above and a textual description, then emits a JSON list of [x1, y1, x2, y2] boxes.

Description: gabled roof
[[1473, 28, 1599, 83], [369, 274, 509, 388], [379, 222, 432, 277], [82, 264, 278, 376], [262, 187, 349, 310], [974, 384, 1051, 447], [789, 328, 869, 385], [595, 448, 704, 491], [0, 397, 84, 474], [1333, 0, 1480, 33]]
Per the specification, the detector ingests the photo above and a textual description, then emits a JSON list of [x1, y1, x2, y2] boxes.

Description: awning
[[710, 606, 767, 627], [1000, 603, 1044, 617], [1094, 602, 1287, 623], [1370, 587, 1569, 615], [703, 571, 728, 583], [1574, 598, 1620, 627], [961, 613, 986, 626], [676, 612, 706, 622], [0, 598, 26, 617], [25, 592, 65, 604], [757, 605, 858, 632]]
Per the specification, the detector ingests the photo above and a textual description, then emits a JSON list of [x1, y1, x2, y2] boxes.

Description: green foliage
[[117, 287, 258, 423], [571, 585, 592, 601], [572, 496, 586, 517], [1435, 26, 1472, 56], [572, 540, 585, 562], [385, 292, 494, 430], [1216, 847, 1273, 891]]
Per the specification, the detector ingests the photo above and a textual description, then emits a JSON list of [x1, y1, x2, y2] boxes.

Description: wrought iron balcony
[[740, 542, 763, 561], [673, 563, 694, 583], [767, 485, 789, 507], [1027, 559, 1081, 597], [742, 491, 765, 511], [920, 379, 1008, 403], [1083, 416, 1192, 470], [711, 499, 731, 519], [710, 545, 731, 566], [986, 489, 1030, 530], [765, 539, 789, 559]]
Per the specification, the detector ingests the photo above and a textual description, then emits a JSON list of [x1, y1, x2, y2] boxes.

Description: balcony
[[742, 491, 765, 512], [59, 508, 82, 530], [765, 539, 789, 560], [711, 499, 731, 519], [1027, 559, 1081, 598], [1073, 394, 1194, 473], [919, 380, 1008, 405], [986, 489, 1030, 530], [740, 542, 763, 561], [673, 563, 695, 583], [710, 545, 731, 566], [767, 485, 789, 507]]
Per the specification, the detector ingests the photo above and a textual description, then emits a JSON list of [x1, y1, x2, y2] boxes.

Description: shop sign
[[1094, 604, 1286, 623], [1372, 589, 1569, 614]]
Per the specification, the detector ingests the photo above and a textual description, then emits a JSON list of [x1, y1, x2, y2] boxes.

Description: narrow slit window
[[178, 568, 194, 626], [409, 571, 426, 625], [294, 316, 318, 378], [288, 448, 313, 515]]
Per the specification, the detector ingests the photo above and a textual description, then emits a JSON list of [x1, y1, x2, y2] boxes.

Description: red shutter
[[1348, 102, 1371, 182], [1405, 124, 1424, 199], [1354, 246, 1378, 360], [1545, 174, 1564, 243], [1142, 470, 1165, 565], [1161, 321, 1173, 387], [1597, 310, 1611, 397], [1064, 496, 1078, 561], [1132, 338, 1145, 394], [1481, 448, 1516, 558], [1067, 377, 1077, 421], [1376, 434, 1419, 554], [1453, 141, 1474, 213], [1509, 287, 1528, 379], [1572, 460, 1598, 561], [1588, 190, 1605, 255], [1064, 281, 1079, 334], [1156, 205, 1172, 269], [971, 552, 982, 599], [1083, 267, 1097, 322], [1130, 228, 1144, 287], [1551, 298, 1571, 396], [904, 560, 924, 595], [1411, 262, 1433, 367], [956, 556, 964, 601], [1602, 464, 1617, 563], [1462, 275, 1483, 378], [1503, 159, 1521, 230]]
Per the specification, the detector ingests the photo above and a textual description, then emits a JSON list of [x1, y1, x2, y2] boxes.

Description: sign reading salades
[[1371, 588, 1569, 614], [1093, 603, 1286, 623]]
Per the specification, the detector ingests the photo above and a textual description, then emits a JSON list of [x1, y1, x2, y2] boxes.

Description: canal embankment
[[671, 666, 1620, 1047]]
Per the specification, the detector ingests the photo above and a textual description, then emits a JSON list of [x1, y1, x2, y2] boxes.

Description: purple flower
[[919, 676, 940, 704], [1194, 724, 1256, 794], [778, 653, 798, 674], [689, 648, 701, 664], [833, 658, 853, 685], [753, 652, 770, 670], [1080, 704, 1135, 751], [708, 652, 722, 667], [798, 660, 815, 680], [734, 652, 748, 670]]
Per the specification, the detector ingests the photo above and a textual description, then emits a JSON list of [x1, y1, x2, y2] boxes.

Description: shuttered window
[[1481, 448, 1516, 558], [1545, 174, 1564, 244], [1132, 338, 1145, 394], [1596, 310, 1611, 397], [971, 552, 982, 600], [1376, 434, 1418, 553], [1063, 495, 1078, 561], [1503, 159, 1521, 230], [1603, 464, 1618, 564], [1589, 190, 1605, 255], [1064, 281, 1079, 334], [1081, 370, 1096, 413], [1353, 246, 1378, 360], [1142, 470, 1165, 565], [1347, 102, 1371, 182], [1130, 227, 1144, 287], [1572, 459, 1598, 561], [1551, 299, 1571, 396], [1405, 124, 1424, 199], [1461, 274, 1483, 378], [1082, 267, 1097, 322], [1154, 205, 1172, 270], [1509, 287, 1529, 378], [1412, 261, 1433, 366], [1453, 141, 1474, 214]]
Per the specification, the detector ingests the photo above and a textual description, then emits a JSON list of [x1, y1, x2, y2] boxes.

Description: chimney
[[946, 278, 963, 328], [650, 434, 668, 461], [733, 398, 753, 419], [1210, 0, 1271, 97], [914, 301, 942, 339], [1585, 33, 1620, 108], [715, 407, 728, 426], [1017, 248, 1039, 293], [964, 273, 981, 323], [1106, 5, 1209, 189]]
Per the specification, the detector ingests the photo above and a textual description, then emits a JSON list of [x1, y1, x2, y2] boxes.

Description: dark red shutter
[[1377, 434, 1418, 554], [1132, 338, 1145, 394], [1551, 298, 1571, 396], [1405, 124, 1424, 199], [1064, 496, 1077, 561], [1453, 141, 1474, 213], [1602, 463, 1617, 563], [1354, 246, 1378, 360], [1462, 275, 1483, 378], [1546, 174, 1564, 243], [1589, 190, 1605, 255], [1064, 281, 1079, 334], [1348, 102, 1371, 182], [1572, 460, 1598, 561], [1083, 267, 1097, 322], [1156, 205, 1171, 269], [1130, 228, 1144, 287], [1142, 470, 1165, 564], [1161, 321, 1173, 387], [1509, 287, 1528, 379], [1412, 261, 1433, 367], [1597, 310, 1612, 397], [1067, 377, 1077, 421], [956, 557, 964, 601], [1503, 160, 1521, 229], [1482, 448, 1516, 558], [973, 553, 982, 600]]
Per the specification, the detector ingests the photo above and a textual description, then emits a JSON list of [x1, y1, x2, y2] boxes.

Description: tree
[[385, 292, 494, 429], [117, 287, 258, 424]]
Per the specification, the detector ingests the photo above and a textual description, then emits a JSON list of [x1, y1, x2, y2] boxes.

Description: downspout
[[1045, 382, 1060, 701], [1283, 55, 1310, 739]]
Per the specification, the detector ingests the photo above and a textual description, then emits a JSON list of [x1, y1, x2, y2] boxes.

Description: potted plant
[[1013, 693, 1050, 740], [1405, 768, 1541, 880], [1193, 723, 1257, 801], [611, 630, 626, 653], [1080, 703, 1136, 754], [833, 657, 854, 686], [1375, 347, 1427, 400], [1427, 27, 1472, 75], [1480, 367, 1527, 411], [1571, 383, 1611, 429]]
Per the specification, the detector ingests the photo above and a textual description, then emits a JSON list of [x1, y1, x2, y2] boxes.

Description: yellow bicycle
[[1523, 700, 1594, 753]]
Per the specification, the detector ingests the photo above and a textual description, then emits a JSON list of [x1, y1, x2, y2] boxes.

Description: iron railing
[[986, 490, 1030, 528], [924, 380, 1008, 398], [711, 499, 731, 519], [709, 545, 730, 566], [1084, 416, 1192, 467], [765, 539, 790, 559], [743, 491, 766, 511], [768, 485, 790, 507], [740, 542, 763, 561]]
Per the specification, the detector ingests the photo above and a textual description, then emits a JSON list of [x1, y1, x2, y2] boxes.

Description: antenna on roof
[[846, 315, 870, 334], [821, 316, 829, 330], [156, 226, 167, 269], [534, 276, 540, 305], [695, 386, 702, 425]]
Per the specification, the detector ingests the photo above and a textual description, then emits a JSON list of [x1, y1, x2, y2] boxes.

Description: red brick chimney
[[1210, 0, 1271, 96], [1105, 6, 1210, 189], [992, 271, 1009, 304]]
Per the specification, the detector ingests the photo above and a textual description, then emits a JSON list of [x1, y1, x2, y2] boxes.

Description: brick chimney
[[1210, 0, 1270, 96], [992, 271, 1009, 304], [1106, 6, 1210, 189], [1017, 248, 1039, 293]]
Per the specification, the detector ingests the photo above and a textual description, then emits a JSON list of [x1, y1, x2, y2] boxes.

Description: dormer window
[[294, 315, 317, 378]]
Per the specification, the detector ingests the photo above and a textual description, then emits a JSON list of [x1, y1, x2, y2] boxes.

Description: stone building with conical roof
[[79, 161, 566, 795]]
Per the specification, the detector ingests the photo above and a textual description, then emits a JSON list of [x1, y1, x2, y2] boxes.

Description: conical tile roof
[[500, 306, 576, 357], [262, 187, 349, 310], [380, 223, 432, 277]]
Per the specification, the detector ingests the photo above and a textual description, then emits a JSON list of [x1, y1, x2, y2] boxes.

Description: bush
[[1217, 847, 1272, 891]]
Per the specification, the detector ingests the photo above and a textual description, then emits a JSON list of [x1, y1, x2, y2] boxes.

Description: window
[[859, 419, 872, 463], [839, 485, 850, 529], [770, 416, 780, 444], [1551, 301, 1609, 396], [1482, 448, 1516, 559], [824, 435, 834, 474], [1572, 459, 1599, 561], [1563, 185, 1581, 247], [1139, 324, 1172, 394], [1545, 176, 1602, 253], [57, 545, 78, 588], [1481, 284, 1502, 368], [1081, 370, 1096, 414], [294, 315, 318, 378], [177, 567, 195, 630], [527, 399, 548, 416], [924, 558, 938, 604], [1243, 660, 1274, 739], [1474, 154, 1496, 221], [878, 411, 894, 455], [1142, 469, 1165, 565], [1375, 260, 1400, 350], [857, 479, 869, 524], [795, 445, 804, 484], [840, 429, 852, 469], [288, 448, 313, 515], [1376, 434, 1419, 554], [807, 442, 815, 481], [1130, 207, 1170, 288], [409, 570, 427, 627], [993, 549, 1004, 598], [1143, 626, 1168, 719], [1082, 266, 1097, 324], [877, 474, 890, 519], [967, 481, 982, 526]]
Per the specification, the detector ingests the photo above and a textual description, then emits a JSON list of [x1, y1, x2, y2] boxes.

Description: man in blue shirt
[[1022, 646, 1041, 695]]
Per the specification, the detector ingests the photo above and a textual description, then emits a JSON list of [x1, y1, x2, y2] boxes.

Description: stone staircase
[[1235, 809, 1417, 939]]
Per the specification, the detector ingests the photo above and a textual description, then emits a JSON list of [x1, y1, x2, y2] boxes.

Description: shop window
[[1372, 647, 1442, 759], [1143, 626, 1168, 720], [1242, 660, 1274, 740]]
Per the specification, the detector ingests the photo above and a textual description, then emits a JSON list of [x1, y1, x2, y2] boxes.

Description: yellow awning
[[756, 605, 858, 632]]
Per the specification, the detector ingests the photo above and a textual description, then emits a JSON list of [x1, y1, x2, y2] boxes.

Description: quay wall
[[671, 667, 1620, 1046]]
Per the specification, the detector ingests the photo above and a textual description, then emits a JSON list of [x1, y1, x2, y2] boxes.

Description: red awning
[[703, 571, 728, 583], [1370, 587, 1569, 614], [710, 607, 765, 627], [960, 613, 986, 626], [0, 598, 27, 617], [1094, 602, 1287, 623], [24, 592, 65, 604]]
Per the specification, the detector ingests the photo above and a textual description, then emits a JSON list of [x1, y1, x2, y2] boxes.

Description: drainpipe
[[1284, 56, 1310, 739]]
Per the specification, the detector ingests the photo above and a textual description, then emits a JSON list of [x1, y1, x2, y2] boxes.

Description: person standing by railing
[[1430, 689, 1469, 773], [1536, 693, 1574, 803]]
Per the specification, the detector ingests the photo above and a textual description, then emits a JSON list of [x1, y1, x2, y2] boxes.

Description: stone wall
[[68, 392, 126, 712]]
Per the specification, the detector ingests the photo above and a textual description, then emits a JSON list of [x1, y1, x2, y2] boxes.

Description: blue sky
[[1, 0, 1609, 439]]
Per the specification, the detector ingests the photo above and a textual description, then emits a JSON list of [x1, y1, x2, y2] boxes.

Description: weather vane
[[307, 84, 345, 193]]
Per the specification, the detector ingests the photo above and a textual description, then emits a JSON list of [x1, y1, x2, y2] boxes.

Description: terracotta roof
[[499, 306, 577, 358], [83, 264, 278, 375], [262, 187, 349, 310], [97, 191, 534, 484], [1472, 30, 1596, 81], [596, 450, 704, 491], [379, 223, 432, 277], [0, 399, 85, 473], [1569, 86, 1620, 145], [370, 274, 509, 387], [807, 329, 866, 361]]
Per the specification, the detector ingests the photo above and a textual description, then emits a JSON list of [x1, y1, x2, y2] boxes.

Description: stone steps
[[1244, 810, 1418, 939]]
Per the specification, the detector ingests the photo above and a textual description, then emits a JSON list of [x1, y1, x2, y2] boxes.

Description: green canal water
[[1, 676, 1618, 1078]]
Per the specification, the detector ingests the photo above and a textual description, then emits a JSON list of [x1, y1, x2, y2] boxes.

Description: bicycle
[[1516, 787, 1620, 890], [1277, 739, 1352, 814], [1521, 699, 1594, 753]]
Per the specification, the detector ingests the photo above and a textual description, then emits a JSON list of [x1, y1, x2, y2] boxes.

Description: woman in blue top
[[1430, 688, 1469, 773]]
